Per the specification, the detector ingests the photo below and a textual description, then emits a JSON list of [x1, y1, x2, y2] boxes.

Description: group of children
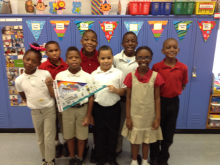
[[15, 30, 188, 165]]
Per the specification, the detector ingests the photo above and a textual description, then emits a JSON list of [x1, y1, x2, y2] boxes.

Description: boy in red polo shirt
[[150, 38, 188, 165], [80, 29, 99, 162], [38, 41, 69, 158]]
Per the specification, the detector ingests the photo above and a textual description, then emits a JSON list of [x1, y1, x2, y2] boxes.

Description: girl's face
[[23, 51, 41, 74], [136, 49, 152, 70]]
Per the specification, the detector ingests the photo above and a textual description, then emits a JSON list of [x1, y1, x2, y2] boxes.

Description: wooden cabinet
[[206, 94, 220, 129]]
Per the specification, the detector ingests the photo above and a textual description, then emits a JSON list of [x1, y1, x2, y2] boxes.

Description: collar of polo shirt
[[97, 65, 114, 74], [23, 68, 39, 78], [67, 67, 82, 77]]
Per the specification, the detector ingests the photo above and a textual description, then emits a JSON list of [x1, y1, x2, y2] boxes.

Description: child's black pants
[[93, 101, 121, 164], [150, 96, 179, 163]]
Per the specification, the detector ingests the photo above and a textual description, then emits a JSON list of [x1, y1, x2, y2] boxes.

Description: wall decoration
[[12, 38, 24, 48], [34, 0, 47, 12], [148, 20, 168, 41], [0, 0, 12, 14], [197, 21, 217, 42], [2, 26, 14, 35], [10, 95, 18, 106], [53, 0, 66, 14], [26, 20, 46, 41], [72, 1, 81, 14], [4, 48, 17, 55], [14, 26, 23, 39], [50, 20, 70, 41], [49, 0, 57, 14], [74, 21, 94, 37], [173, 21, 193, 41], [124, 21, 144, 36], [25, 0, 35, 13], [2, 34, 12, 47], [99, 21, 118, 42], [91, 0, 103, 15], [0, 0, 3, 13], [100, 0, 111, 15]]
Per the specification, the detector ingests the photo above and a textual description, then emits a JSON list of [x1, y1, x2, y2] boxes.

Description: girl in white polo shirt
[[91, 45, 126, 165], [15, 43, 56, 165]]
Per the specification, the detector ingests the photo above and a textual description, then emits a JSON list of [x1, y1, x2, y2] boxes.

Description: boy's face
[[46, 44, 61, 61], [81, 32, 98, 53], [122, 34, 138, 55], [66, 51, 82, 70], [23, 52, 41, 74], [162, 39, 180, 59], [136, 49, 152, 70], [98, 50, 113, 72]]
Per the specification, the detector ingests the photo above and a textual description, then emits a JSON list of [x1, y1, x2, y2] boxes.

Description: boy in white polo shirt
[[46, 46, 94, 165], [91, 45, 126, 165], [15, 43, 56, 165]]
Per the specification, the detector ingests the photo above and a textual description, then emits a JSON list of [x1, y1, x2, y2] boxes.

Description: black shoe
[[55, 143, 63, 158], [68, 158, 76, 165], [96, 163, 105, 165], [150, 159, 158, 165], [137, 154, 142, 165], [90, 148, 97, 163], [83, 145, 89, 160], [116, 149, 122, 156], [62, 142, 70, 157], [76, 159, 84, 165], [108, 160, 119, 165]]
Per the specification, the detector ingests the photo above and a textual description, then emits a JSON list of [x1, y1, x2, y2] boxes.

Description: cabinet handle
[[192, 67, 197, 77]]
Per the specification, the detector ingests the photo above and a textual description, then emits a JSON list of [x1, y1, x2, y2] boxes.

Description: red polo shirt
[[38, 58, 68, 79], [152, 58, 188, 98], [80, 48, 99, 74]]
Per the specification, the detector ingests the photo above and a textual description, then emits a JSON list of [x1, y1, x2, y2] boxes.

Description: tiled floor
[[0, 133, 220, 165]]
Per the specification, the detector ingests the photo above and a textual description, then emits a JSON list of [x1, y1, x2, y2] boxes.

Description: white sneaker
[[131, 160, 139, 165], [141, 162, 150, 165], [41, 161, 47, 165], [47, 162, 54, 165]]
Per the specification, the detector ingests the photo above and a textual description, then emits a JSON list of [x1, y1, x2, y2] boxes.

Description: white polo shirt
[[91, 66, 126, 107], [15, 69, 55, 109], [55, 68, 92, 104], [113, 50, 138, 77]]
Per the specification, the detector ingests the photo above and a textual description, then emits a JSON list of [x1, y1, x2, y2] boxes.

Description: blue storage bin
[[151, 2, 172, 15]]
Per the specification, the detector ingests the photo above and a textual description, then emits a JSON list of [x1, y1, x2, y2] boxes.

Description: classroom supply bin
[[151, 2, 172, 15], [195, 2, 216, 15], [128, 1, 151, 15], [172, 1, 195, 15], [209, 118, 220, 127]]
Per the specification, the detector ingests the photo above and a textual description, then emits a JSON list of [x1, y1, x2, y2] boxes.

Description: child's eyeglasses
[[136, 57, 151, 61]]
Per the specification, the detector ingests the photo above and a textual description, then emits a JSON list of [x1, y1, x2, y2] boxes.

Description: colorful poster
[[72, 1, 81, 14], [50, 20, 70, 41], [148, 21, 168, 41], [91, 0, 103, 15], [54, 80, 106, 112], [99, 21, 118, 42], [173, 21, 193, 41], [124, 21, 144, 36], [74, 21, 94, 37], [26, 21, 46, 41], [197, 21, 217, 42]]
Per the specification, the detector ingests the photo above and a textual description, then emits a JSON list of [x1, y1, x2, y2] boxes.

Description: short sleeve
[[123, 73, 132, 88], [152, 64, 156, 71], [15, 78, 23, 92], [154, 73, 164, 87], [119, 71, 127, 88], [182, 66, 188, 84]]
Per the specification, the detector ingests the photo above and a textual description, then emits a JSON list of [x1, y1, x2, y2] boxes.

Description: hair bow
[[30, 43, 47, 51]]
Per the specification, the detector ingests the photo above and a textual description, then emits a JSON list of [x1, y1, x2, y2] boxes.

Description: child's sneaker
[[47, 162, 55, 165], [142, 159, 150, 165], [76, 158, 84, 165], [131, 160, 139, 165], [68, 158, 76, 165], [62, 142, 69, 157], [41, 159, 47, 165], [55, 143, 63, 158]]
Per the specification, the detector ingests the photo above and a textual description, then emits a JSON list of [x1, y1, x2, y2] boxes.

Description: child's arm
[[45, 77, 55, 98], [126, 87, 133, 130], [18, 92, 26, 102], [107, 85, 126, 96], [182, 84, 186, 90], [82, 95, 94, 127], [152, 86, 161, 130]]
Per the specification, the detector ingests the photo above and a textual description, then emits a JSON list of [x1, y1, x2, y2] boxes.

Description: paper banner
[[124, 21, 144, 36], [197, 21, 217, 42], [50, 20, 70, 41], [74, 21, 94, 37], [99, 21, 118, 42], [91, 0, 103, 15], [26, 21, 46, 41], [173, 21, 193, 41], [53, 80, 106, 112], [148, 21, 168, 41]]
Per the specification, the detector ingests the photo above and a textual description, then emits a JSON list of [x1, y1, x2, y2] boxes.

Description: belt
[[71, 103, 87, 108]]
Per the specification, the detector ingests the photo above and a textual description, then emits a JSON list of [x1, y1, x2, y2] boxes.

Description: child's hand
[[152, 118, 160, 130], [91, 116, 95, 126], [126, 117, 133, 130], [45, 77, 53, 86], [82, 116, 91, 127], [107, 85, 117, 94]]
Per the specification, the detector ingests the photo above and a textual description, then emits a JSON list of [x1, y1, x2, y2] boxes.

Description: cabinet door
[[48, 18, 72, 60], [169, 18, 195, 128], [121, 18, 147, 54], [187, 19, 219, 128], [97, 18, 122, 56]]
